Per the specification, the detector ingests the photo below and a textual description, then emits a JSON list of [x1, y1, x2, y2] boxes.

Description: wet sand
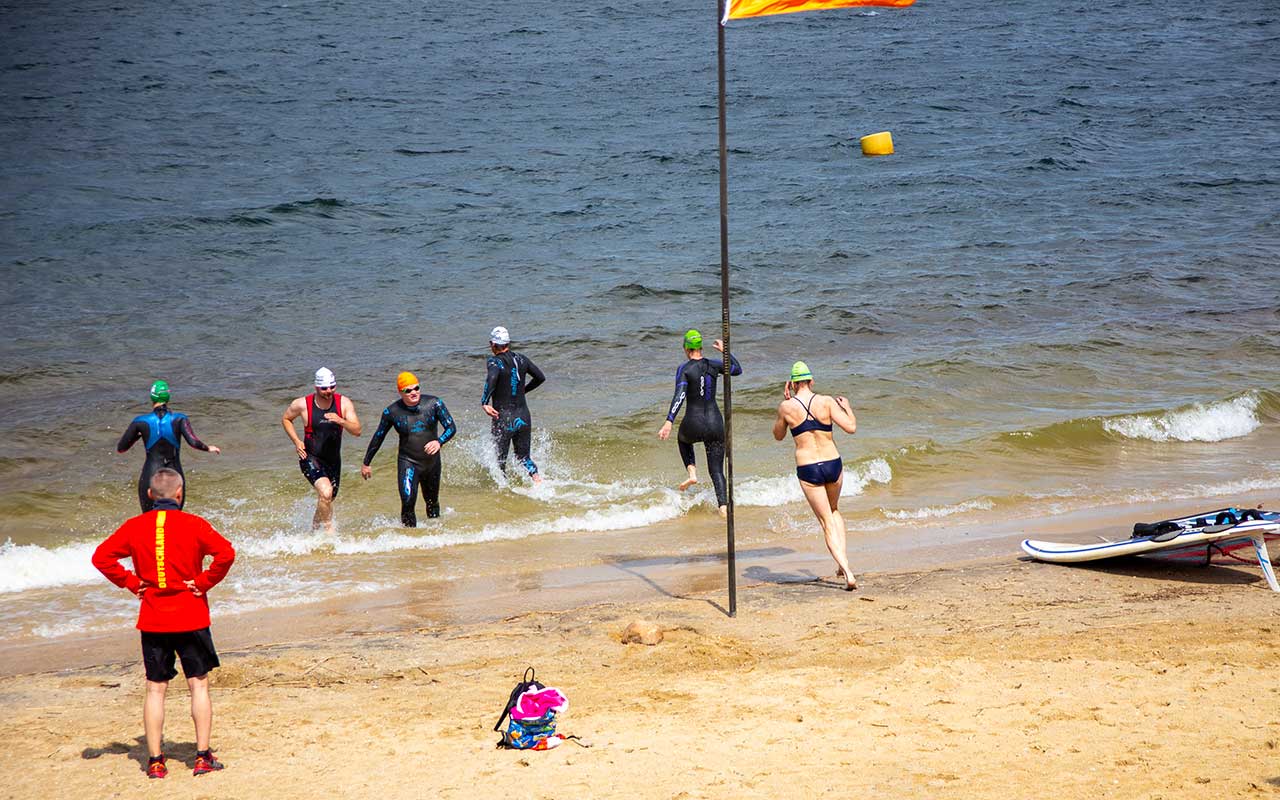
[[1, 499, 1278, 798]]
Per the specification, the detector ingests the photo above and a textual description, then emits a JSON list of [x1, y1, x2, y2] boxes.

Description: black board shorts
[[140, 628, 220, 682]]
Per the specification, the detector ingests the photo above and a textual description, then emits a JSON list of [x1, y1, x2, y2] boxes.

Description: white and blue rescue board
[[1022, 507, 1280, 592]]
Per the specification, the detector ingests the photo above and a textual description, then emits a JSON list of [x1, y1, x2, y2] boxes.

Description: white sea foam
[[234, 490, 695, 558], [879, 498, 994, 521], [1104, 393, 1261, 443], [31, 619, 95, 638], [0, 460, 892, 595], [1121, 474, 1280, 505], [1190, 475, 1280, 496], [472, 492, 692, 540], [510, 476, 653, 506], [735, 458, 893, 506], [1, 483, 716, 592], [456, 427, 558, 488], [217, 577, 387, 617], [0, 539, 104, 594], [236, 529, 338, 558], [342, 492, 693, 554], [19, 576, 390, 639]]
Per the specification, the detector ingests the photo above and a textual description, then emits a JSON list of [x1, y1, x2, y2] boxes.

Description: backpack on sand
[[494, 667, 544, 735], [494, 667, 580, 750]]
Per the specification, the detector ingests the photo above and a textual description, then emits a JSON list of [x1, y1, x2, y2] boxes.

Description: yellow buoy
[[860, 131, 894, 157]]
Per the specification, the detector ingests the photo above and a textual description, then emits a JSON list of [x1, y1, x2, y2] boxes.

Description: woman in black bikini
[[771, 361, 859, 590]]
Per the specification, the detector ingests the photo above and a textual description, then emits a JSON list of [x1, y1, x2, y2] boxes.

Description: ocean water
[[1, 0, 1277, 640]]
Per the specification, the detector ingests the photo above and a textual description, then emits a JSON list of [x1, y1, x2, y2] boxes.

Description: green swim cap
[[790, 361, 813, 382], [683, 329, 703, 350], [149, 380, 170, 403]]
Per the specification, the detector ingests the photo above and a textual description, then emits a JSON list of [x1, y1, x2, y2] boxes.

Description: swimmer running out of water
[[117, 380, 221, 513], [481, 326, 545, 484], [281, 368, 362, 531], [361, 371, 456, 526], [658, 329, 741, 516], [771, 361, 859, 590]]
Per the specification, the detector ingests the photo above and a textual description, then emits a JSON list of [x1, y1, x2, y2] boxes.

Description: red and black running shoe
[[192, 750, 224, 776], [146, 756, 167, 779]]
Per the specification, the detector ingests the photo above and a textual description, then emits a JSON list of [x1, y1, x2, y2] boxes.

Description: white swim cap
[[489, 326, 510, 346], [314, 367, 336, 388]]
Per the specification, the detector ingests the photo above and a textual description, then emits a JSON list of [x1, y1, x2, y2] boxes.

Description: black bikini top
[[789, 395, 833, 437]]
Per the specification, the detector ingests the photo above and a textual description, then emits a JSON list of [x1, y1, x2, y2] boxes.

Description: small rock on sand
[[621, 620, 663, 645]]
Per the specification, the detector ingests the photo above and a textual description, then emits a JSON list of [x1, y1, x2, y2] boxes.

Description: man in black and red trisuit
[[281, 367, 362, 530]]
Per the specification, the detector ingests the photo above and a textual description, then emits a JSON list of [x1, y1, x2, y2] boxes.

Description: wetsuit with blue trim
[[790, 396, 842, 486], [363, 395, 456, 525], [666, 353, 742, 507], [482, 351, 545, 477], [116, 404, 212, 512]]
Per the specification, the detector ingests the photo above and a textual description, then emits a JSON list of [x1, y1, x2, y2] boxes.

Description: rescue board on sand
[[1021, 508, 1280, 592]]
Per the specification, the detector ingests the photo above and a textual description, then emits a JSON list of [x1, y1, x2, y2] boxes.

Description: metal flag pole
[[716, 0, 737, 617]]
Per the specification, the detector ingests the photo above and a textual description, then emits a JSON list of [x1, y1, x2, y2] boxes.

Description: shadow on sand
[[81, 735, 202, 773], [603, 547, 797, 615], [1034, 556, 1266, 588]]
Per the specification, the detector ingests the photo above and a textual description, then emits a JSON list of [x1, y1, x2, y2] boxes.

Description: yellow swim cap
[[396, 371, 419, 392]]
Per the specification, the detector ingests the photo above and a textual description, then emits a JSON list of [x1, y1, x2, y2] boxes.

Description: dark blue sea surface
[[0, 0, 1277, 637]]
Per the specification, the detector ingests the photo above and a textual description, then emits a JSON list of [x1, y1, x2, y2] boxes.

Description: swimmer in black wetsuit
[[282, 367, 362, 531], [361, 371, 457, 526], [481, 326, 546, 484], [657, 329, 742, 516], [116, 380, 221, 512]]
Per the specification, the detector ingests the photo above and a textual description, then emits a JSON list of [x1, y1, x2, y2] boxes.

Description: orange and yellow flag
[[723, 0, 915, 24]]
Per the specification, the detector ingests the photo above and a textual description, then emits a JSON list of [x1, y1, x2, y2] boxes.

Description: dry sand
[[2, 538, 1278, 799]]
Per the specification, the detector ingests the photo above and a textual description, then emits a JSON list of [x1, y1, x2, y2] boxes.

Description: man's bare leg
[[313, 477, 335, 531], [188, 673, 212, 751], [144, 679, 168, 757]]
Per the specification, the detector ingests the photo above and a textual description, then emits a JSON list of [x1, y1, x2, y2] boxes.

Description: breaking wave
[[0, 540, 101, 595], [734, 458, 893, 506], [878, 498, 994, 521], [1103, 393, 1264, 443]]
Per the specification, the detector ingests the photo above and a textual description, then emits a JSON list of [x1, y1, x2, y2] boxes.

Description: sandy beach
[[2, 500, 1277, 800]]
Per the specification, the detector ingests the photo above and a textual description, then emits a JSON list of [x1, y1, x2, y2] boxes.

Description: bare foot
[[844, 574, 858, 591], [531, 473, 543, 484], [718, 505, 728, 518], [678, 476, 698, 491]]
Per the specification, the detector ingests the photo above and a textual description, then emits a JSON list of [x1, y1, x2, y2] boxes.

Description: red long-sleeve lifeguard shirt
[[92, 506, 236, 633]]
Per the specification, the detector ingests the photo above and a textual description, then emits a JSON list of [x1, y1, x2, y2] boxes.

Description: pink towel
[[511, 686, 568, 720]]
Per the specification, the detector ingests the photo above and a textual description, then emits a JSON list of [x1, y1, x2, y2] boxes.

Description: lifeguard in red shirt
[[92, 468, 236, 779]]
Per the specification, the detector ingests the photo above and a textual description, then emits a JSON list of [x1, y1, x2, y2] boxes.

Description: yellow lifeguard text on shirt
[[154, 511, 167, 589]]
